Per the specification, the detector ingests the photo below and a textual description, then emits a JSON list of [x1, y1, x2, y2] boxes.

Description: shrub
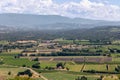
[[32, 63, 40, 69], [17, 69, 32, 77], [8, 71, 11, 75], [75, 76, 87, 80], [56, 62, 64, 69]]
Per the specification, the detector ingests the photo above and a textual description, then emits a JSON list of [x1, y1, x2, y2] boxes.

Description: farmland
[[0, 5, 120, 80], [41, 72, 99, 80], [0, 39, 120, 80], [0, 67, 26, 79], [0, 53, 38, 67]]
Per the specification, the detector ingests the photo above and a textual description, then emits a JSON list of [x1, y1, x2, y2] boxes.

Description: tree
[[22, 64, 26, 67], [75, 76, 87, 80], [106, 64, 109, 71], [75, 77, 80, 80], [32, 63, 40, 69], [8, 71, 11, 75], [17, 69, 32, 77], [97, 75, 104, 80], [80, 76, 87, 80], [33, 58, 39, 61], [56, 62, 64, 69], [115, 66, 120, 72]]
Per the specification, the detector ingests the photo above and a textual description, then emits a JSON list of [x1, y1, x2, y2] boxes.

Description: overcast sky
[[0, 0, 120, 21]]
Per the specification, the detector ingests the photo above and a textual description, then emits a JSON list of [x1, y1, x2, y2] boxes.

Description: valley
[[0, 39, 120, 80]]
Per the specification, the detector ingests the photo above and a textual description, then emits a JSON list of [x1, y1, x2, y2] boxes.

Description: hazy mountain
[[0, 13, 120, 30]]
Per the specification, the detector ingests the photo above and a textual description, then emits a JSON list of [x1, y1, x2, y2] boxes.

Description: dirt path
[[49, 58, 54, 61], [80, 63, 85, 72], [26, 68, 48, 80], [2, 64, 48, 80]]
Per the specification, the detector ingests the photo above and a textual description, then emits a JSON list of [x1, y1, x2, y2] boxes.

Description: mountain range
[[0, 13, 120, 31]]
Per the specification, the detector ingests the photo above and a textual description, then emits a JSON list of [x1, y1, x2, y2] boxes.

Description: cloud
[[0, 0, 120, 21]]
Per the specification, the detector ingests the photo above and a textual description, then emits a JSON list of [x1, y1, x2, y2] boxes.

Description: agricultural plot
[[112, 57, 120, 63], [85, 57, 112, 63], [41, 72, 99, 80], [65, 62, 117, 72], [0, 67, 26, 79], [0, 53, 38, 67], [38, 58, 51, 61], [37, 57, 112, 63], [112, 40, 120, 44], [84, 64, 107, 71], [0, 40, 9, 45], [40, 61, 57, 68], [39, 61, 117, 73], [53, 58, 72, 61], [102, 75, 119, 80], [0, 41, 119, 80], [55, 40, 74, 44], [66, 64, 84, 72], [3, 58, 37, 67]]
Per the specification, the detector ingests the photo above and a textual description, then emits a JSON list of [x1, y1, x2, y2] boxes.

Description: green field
[[0, 40, 9, 45], [66, 63, 83, 72], [42, 72, 99, 80], [39, 61, 117, 73], [40, 61, 57, 69], [83, 64, 117, 72], [0, 50, 120, 80], [0, 53, 38, 67]]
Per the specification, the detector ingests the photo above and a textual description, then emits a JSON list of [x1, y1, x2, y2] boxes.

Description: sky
[[0, 0, 120, 21]]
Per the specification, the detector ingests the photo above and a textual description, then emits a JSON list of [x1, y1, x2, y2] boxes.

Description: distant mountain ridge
[[0, 13, 120, 30]]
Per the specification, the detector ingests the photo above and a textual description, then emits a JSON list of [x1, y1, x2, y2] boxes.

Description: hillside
[[0, 13, 120, 30], [0, 26, 120, 41]]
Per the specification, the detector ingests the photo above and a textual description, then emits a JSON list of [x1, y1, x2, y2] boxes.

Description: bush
[[22, 64, 26, 67], [32, 63, 40, 69], [8, 71, 11, 75], [0, 61, 4, 65], [115, 66, 120, 72], [17, 69, 32, 77], [56, 62, 64, 69], [75, 76, 87, 80], [32, 58, 39, 61], [8, 76, 34, 80], [45, 66, 55, 70]]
